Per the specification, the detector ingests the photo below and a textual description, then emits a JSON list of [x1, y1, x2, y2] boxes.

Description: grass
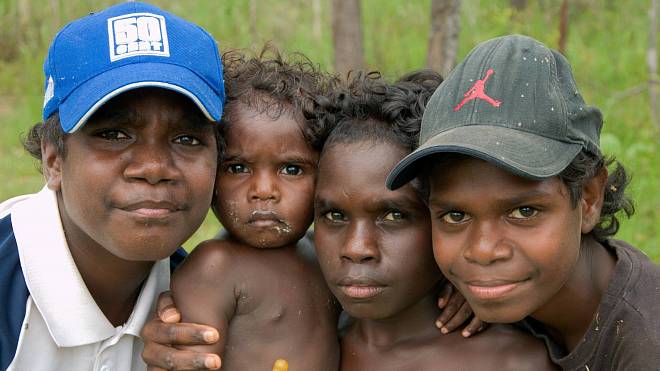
[[0, 0, 657, 259]]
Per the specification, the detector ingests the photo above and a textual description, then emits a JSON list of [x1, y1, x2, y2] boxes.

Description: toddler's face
[[314, 140, 441, 320], [214, 105, 317, 248]]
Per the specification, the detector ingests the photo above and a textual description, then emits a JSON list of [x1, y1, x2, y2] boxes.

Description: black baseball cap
[[386, 34, 602, 190]]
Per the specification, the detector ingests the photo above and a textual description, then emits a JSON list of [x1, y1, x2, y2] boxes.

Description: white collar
[[11, 186, 170, 347]]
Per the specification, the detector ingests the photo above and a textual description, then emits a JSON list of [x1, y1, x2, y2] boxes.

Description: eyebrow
[[373, 198, 420, 212], [222, 154, 316, 166], [498, 189, 555, 206], [222, 153, 246, 163], [430, 189, 555, 209], [314, 198, 336, 211], [281, 156, 317, 165], [89, 108, 139, 126], [314, 195, 422, 214], [90, 106, 211, 131]]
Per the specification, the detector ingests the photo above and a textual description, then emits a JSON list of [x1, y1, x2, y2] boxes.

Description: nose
[[341, 221, 380, 264], [123, 138, 181, 184], [248, 169, 280, 202], [463, 221, 513, 266]]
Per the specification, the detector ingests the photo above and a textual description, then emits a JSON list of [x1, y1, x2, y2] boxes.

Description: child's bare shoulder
[[462, 324, 558, 370], [171, 238, 253, 292]]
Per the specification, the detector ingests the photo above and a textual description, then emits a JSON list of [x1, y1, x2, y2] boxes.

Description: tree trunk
[[331, 0, 364, 77], [17, 0, 31, 41], [50, 0, 61, 37], [313, 0, 322, 42], [250, 0, 258, 41], [558, 0, 569, 54], [426, 0, 461, 78], [510, 0, 528, 11], [649, 0, 658, 126]]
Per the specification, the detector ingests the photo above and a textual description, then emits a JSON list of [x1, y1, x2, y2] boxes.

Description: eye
[[324, 211, 345, 222], [281, 165, 303, 176], [97, 129, 129, 140], [508, 206, 539, 219], [173, 135, 200, 146], [383, 211, 404, 221], [227, 164, 249, 174], [440, 211, 470, 224]]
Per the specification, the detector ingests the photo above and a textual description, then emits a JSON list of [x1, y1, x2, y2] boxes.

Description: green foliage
[[0, 0, 657, 258]]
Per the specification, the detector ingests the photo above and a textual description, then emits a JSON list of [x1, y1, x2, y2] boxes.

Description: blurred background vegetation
[[0, 0, 657, 260]]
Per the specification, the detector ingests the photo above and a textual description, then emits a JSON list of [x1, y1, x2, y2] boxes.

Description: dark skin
[[427, 155, 613, 352], [170, 104, 340, 370], [42, 88, 218, 326], [139, 115, 480, 371], [315, 140, 557, 370]]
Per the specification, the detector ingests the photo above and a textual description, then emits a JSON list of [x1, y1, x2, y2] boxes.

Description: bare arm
[[141, 291, 222, 370], [171, 240, 238, 357]]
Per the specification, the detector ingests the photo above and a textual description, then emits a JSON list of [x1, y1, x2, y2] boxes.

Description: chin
[[339, 302, 390, 321], [473, 307, 527, 324], [241, 231, 302, 249], [109, 239, 182, 262]]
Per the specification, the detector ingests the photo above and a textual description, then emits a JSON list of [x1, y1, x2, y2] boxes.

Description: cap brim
[[58, 62, 224, 132], [386, 125, 582, 190]]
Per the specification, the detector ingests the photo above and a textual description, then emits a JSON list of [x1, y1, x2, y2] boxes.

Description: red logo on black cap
[[454, 68, 501, 111]]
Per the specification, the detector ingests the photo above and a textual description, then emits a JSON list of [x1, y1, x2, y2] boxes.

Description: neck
[[58, 200, 153, 327], [531, 237, 616, 351], [349, 285, 440, 349]]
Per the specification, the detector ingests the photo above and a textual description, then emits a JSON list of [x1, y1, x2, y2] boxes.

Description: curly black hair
[[22, 114, 67, 169], [220, 44, 338, 154], [313, 69, 443, 153], [559, 150, 634, 241]]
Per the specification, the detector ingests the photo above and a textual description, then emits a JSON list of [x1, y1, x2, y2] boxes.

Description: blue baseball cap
[[42, 1, 225, 133]]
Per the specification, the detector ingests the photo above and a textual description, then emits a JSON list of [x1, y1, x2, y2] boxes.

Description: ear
[[580, 167, 608, 233], [42, 139, 63, 192]]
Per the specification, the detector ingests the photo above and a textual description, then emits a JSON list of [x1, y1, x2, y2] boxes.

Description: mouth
[[337, 277, 387, 300], [463, 279, 528, 301], [248, 210, 288, 229], [119, 200, 182, 219]]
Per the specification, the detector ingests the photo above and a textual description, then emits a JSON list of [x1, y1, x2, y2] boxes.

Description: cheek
[[59, 160, 111, 219], [188, 157, 217, 193], [213, 177, 245, 221], [539, 210, 582, 278], [401, 233, 440, 282], [431, 225, 460, 273], [313, 227, 341, 273], [282, 179, 315, 225]]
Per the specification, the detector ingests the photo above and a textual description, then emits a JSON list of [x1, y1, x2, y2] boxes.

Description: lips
[[337, 276, 386, 300], [248, 210, 285, 227], [463, 279, 528, 301], [119, 200, 182, 219]]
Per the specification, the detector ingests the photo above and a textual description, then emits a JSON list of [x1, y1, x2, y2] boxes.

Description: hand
[[141, 291, 222, 370], [435, 281, 488, 337]]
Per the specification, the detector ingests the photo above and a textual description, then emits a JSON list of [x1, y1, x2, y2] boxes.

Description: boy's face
[[44, 88, 218, 261], [426, 156, 584, 323], [314, 141, 441, 320], [214, 104, 318, 248]]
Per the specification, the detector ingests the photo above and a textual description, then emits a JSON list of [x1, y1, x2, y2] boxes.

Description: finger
[[441, 301, 473, 334], [142, 341, 221, 370], [157, 291, 181, 323], [462, 316, 488, 338], [147, 367, 169, 371], [142, 320, 220, 346], [435, 289, 465, 330], [436, 282, 453, 309]]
